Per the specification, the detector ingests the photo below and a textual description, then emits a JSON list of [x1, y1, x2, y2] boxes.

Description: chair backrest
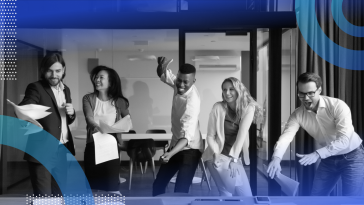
[[146, 129, 166, 134], [127, 138, 156, 161]]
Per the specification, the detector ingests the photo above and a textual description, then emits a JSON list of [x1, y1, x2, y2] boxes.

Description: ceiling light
[[191, 56, 220, 61], [127, 55, 157, 61]]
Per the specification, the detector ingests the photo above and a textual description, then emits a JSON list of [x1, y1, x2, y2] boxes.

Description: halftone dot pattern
[[26, 194, 125, 205], [0, 0, 16, 81]]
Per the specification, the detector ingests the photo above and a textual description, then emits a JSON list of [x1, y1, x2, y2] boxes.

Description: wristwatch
[[230, 157, 238, 163]]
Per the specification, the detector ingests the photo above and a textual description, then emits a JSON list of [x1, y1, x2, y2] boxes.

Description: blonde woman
[[202, 77, 263, 196]]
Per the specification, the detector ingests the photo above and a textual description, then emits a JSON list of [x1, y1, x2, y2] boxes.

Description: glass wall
[[256, 28, 297, 195], [185, 31, 250, 195], [256, 28, 269, 195], [281, 28, 297, 184]]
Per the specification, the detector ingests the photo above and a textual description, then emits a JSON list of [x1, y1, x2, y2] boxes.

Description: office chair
[[199, 139, 211, 191], [169, 139, 211, 191], [146, 129, 169, 153], [144, 129, 168, 173], [119, 130, 137, 184], [126, 138, 156, 190]]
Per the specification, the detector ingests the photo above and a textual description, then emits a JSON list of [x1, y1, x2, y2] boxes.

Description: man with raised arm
[[152, 57, 203, 196]]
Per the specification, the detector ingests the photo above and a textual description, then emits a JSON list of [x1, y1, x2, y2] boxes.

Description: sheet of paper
[[7, 99, 51, 134], [263, 164, 300, 196], [99, 114, 132, 134], [92, 132, 119, 165]]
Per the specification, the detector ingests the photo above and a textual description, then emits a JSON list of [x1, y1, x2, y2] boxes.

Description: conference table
[[1, 196, 364, 205], [74, 133, 207, 184], [74, 133, 207, 141]]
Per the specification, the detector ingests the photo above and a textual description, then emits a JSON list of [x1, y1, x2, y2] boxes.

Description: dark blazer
[[19, 80, 76, 163]]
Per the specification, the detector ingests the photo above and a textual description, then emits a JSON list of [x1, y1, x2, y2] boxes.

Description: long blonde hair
[[221, 77, 263, 124]]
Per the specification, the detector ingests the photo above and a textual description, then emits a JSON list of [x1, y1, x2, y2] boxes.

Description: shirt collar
[[302, 95, 325, 112], [317, 96, 326, 109], [51, 81, 65, 91], [176, 84, 194, 97]]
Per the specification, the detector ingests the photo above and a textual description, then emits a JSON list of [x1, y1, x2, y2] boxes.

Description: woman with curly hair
[[83, 66, 130, 195], [202, 77, 263, 196]]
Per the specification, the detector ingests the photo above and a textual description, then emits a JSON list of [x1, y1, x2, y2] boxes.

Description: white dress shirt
[[50, 81, 68, 144], [160, 69, 203, 151], [273, 95, 362, 159]]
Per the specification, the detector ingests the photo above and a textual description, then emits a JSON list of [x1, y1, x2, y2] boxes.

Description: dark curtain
[[296, 0, 364, 196]]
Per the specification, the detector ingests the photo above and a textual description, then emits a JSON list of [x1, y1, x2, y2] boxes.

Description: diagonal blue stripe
[[1, 115, 95, 205]]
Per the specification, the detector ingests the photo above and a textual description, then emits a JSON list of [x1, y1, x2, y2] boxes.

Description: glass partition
[[255, 27, 297, 195], [256, 28, 269, 195], [281, 28, 297, 184]]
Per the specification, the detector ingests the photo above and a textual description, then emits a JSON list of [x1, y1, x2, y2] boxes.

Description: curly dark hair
[[90, 66, 129, 108]]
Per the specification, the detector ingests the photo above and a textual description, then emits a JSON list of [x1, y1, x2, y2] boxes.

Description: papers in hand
[[99, 115, 132, 133], [92, 132, 119, 165], [263, 164, 300, 196], [7, 99, 51, 135]]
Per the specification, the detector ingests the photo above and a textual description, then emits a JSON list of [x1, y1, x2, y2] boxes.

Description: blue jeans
[[311, 144, 364, 196]]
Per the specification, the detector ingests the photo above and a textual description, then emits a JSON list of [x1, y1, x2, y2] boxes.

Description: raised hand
[[157, 56, 173, 77]]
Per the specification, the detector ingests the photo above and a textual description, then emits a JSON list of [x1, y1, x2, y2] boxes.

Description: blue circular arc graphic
[[1, 116, 95, 205], [331, 0, 364, 37], [295, 0, 364, 70]]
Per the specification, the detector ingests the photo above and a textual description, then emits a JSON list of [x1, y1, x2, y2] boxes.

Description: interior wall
[[70, 49, 247, 160]]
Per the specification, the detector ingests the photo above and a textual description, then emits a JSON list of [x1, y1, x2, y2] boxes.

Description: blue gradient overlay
[[15, 0, 296, 29], [1, 116, 95, 205], [296, 0, 364, 70]]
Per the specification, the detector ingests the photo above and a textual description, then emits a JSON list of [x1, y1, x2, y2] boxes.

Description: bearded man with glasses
[[267, 72, 364, 196]]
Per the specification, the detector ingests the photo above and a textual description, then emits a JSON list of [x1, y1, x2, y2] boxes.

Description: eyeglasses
[[297, 88, 319, 98]]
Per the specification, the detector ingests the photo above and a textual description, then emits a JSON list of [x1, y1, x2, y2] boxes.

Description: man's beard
[[48, 78, 60, 86]]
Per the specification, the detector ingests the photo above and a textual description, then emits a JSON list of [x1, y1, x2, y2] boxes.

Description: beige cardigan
[[201, 102, 255, 165]]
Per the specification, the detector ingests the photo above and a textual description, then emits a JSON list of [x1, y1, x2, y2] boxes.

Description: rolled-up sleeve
[[179, 93, 200, 145], [316, 101, 354, 159], [273, 111, 300, 159], [160, 69, 176, 88]]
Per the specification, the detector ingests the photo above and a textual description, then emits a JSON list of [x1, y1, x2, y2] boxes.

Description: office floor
[[5, 162, 286, 197]]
